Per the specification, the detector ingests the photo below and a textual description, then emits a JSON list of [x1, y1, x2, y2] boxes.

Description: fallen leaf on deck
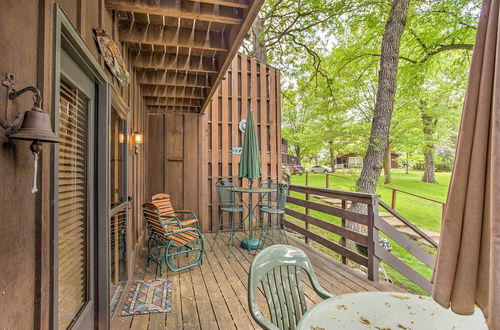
[[337, 304, 348, 310], [390, 294, 410, 300], [397, 323, 409, 329], [360, 316, 371, 325], [310, 326, 325, 330], [385, 302, 391, 307], [375, 327, 392, 330]]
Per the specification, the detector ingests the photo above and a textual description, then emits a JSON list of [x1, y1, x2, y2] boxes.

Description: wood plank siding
[[205, 55, 282, 231], [111, 233, 403, 329], [1, 0, 264, 328], [146, 54, 282, 232]]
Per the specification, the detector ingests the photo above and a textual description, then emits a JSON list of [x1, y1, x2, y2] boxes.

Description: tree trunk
[[252, 15, 267, 63], [355, 0, 411, 197], [329, 146, 336, 173], [421, 112, 438, 184], [348, 0, 411, 246], [384, 142, 392, 184]]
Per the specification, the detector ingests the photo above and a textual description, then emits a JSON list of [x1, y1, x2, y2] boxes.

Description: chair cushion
[[260, 207, 285, 214], [221, 205, 244, 212]]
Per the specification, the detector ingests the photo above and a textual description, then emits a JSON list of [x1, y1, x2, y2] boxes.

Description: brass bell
[[9, 106, 59, 144]]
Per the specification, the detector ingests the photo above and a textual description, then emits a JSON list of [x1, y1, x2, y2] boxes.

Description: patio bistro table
[[230, 186, 277, 250], [296, 291, 486, 330]]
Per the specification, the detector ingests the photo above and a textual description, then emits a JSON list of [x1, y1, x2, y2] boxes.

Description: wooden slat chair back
[[248, 245, 334, 330], [151, 193, 199, 229], [143, 202, 204, 274]]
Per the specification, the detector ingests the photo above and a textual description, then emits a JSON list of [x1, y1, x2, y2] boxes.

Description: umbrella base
[[240, 237, 263, 250]]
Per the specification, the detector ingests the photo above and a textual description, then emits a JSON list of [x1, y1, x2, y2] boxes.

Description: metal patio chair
[[143, 202, 204, 275], [248, 245, 334, 330], [151, 193, 199, 230], [215, 178, 245, 245], [258, 182, 289, 245]]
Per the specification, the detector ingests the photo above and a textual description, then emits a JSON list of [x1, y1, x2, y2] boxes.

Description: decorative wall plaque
[[94, 28, 130, 85]]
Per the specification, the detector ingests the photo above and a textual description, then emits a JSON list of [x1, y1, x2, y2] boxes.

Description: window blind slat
[[57, 77, 90, 330]]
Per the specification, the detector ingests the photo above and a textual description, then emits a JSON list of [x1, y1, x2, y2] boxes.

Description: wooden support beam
[[107, 0, 242, 25], [141, 85, 206, 99], [200, 0, 265, 113], [188, 0, 250, 9], [144, 96, 202, 108], [147, 105, 200, 114], [131, 51, 218, 74], [120, 22, 229, 52], [136, 70, 212, 88]]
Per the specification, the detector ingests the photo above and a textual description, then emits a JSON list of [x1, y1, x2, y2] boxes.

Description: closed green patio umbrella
[[238, 110, 262, 250], [239, 110, 261, 183]]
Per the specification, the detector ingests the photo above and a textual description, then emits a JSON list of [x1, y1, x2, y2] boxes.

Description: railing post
[[326, 173, 330, 188], [341, 199, 347, 265], [442, 203, 446, 222], [305, 171, 310, 244], [391, 188, 397, 209], [367, 195, 380, 282]]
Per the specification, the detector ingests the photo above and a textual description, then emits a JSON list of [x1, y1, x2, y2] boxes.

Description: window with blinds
[[57, 77, 89, 329]]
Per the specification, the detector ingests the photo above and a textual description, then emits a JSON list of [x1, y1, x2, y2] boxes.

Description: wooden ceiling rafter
[[141, 85, 206, 99], [188, 0, 250, 9], [120, 22, 229, 52], [111, 0, 265, 113], [131, 51, 218, 74], [106, 0, 243, 25]]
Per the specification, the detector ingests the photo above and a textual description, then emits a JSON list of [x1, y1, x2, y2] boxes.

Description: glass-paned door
[[56, 49, 96, 329], [109, 108, 128, 314]]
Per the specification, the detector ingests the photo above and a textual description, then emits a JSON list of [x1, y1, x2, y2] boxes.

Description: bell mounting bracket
[[2, 73, 43, 137]]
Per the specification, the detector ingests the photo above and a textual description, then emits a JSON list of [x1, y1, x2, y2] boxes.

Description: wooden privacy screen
[[204, 54, 282, 232], [146, 54, 282, 232]]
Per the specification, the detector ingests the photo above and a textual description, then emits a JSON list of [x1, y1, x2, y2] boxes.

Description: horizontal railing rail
[[385, 186, 446, 220], [284, 184, 438, 293], [379, 200, 439, 248], [285, 184, 379, 281]]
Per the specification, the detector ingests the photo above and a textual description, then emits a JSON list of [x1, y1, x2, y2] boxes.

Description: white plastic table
[[296, 292, 487, 330]]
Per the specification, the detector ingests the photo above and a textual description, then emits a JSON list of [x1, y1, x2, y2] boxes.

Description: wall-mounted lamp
[[133, 131, 143, 154], [119, 133, 125, 144], [1, 73, 60, 193]]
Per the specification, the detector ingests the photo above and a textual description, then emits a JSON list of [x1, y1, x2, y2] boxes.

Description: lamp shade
[[9, 107, 59, 143]]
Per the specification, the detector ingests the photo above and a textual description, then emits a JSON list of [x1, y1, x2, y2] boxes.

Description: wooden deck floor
[[111, 232, 402, 330]]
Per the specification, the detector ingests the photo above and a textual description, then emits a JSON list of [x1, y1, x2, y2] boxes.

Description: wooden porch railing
[[284, 184, 437, 293], [386, 186, 446, 221]]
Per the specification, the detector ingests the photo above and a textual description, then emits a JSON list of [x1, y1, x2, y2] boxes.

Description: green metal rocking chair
[[248, 245, 334, 330], [143, 202, 204, 275]]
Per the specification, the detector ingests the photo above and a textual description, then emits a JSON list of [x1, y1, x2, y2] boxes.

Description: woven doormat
[[121, 279, 173, 316]]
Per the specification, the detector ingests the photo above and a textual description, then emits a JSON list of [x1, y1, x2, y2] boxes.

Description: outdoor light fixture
[[1, 73, 60, 193], [119, 133, 125, 144], [133, 131, 143, 154]]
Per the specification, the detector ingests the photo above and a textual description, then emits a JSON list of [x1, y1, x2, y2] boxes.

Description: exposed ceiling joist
[[188, 0, 250, 9], [120, 23, 228, 52], [113, 0, 264, 113], [136, 70, 212, 88], [132, 51, 218, 74], [106, 0, 243, 25], [141, 85, 206, 99], [144, 96, 202, 108]]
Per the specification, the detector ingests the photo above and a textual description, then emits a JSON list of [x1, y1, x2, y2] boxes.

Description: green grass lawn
[[286, 169, 451, 294]]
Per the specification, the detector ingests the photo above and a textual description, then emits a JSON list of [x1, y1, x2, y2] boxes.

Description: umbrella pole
[[241, 179, 263, 250]]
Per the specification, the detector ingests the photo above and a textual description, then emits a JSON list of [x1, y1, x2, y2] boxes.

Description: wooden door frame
[[52, 5, 111, 330]]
